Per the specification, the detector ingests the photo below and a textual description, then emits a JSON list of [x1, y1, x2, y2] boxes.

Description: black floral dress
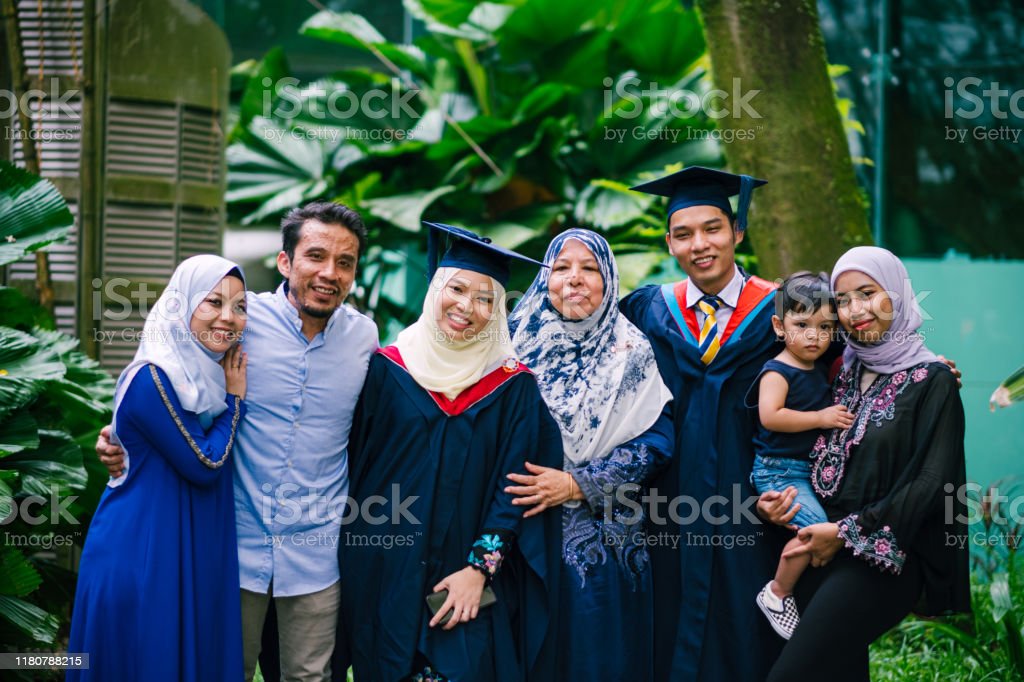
[[811, 360, 970, 615]]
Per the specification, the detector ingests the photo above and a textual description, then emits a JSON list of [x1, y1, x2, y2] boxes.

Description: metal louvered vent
[[16, 0, 85, 77], [106, 100, 179, 179], [9, 98, 82, 174], [181, 107, 222, 185], [97, 312, 147, 372], [101, 202, 177, 280], [53, 304, 76, 336], [179, 207, 222, 258], [98, 201, 177, 373]]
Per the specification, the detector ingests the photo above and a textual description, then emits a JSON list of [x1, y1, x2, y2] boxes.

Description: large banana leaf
[[0, 594, 59, 644], [300, 10, 430, 79], [0, 410, 39, 455], [0, 160, 74, 267], [2, 429, 87, 497], [0, 327, 65, 421], [226, 117, 336, 225], [363, 186, 457, 232]]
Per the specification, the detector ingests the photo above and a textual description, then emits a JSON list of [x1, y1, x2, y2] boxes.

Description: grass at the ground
[[870, 629, 1014, 681]]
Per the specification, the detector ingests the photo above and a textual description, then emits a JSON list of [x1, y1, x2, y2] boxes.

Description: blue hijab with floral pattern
[[509, 229, 671, 466]]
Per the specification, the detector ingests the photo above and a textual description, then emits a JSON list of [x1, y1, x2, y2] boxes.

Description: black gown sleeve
[[836, 368, 965, 574], [468, 379, 564, 581]]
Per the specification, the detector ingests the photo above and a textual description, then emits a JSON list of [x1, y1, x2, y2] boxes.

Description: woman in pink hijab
[[764, 246, 971, 682]]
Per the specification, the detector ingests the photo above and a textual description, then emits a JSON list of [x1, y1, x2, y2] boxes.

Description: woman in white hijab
[[68, 255, 248, 682], [506, 228, 674, 681], [336, 224, 563, 682]]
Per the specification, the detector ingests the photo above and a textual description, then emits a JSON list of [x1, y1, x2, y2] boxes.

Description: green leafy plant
[[0, 160, 114, 652], [226, 0, 718, 337]]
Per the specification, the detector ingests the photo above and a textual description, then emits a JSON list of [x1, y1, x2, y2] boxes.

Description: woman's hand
[[429, 566, 487, 631], [756, 488, 801, 530], [782, 522, 844, 567], [221, 344, 247, 400], [505, 462, 583, 518], [937, 355, 962, 389], [96, 424, 126, 478]]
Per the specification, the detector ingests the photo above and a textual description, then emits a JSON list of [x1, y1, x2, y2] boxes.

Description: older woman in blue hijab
[[506, 228, 674, 679], [68, 255, 248, 682]]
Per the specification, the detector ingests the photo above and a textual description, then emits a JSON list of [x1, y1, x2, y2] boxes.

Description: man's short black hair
[[280, 201, 367, 262], [775, 271, 835, 318]]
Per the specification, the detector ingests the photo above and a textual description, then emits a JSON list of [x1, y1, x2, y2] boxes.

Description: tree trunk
[[696, 0, 873, 279]]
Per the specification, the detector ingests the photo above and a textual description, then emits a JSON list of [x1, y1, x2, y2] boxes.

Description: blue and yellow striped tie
[[697, 295, 723, 365]]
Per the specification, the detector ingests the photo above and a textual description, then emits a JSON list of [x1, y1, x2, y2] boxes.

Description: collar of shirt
[[685, 265, 744, 311], [274, 281, 341, 339]]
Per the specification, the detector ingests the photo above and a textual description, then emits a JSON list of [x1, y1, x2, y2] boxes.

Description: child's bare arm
[[758, 372, 854, 432]]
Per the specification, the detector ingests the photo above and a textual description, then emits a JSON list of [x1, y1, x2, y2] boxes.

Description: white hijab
[[110, 255, 245, 485], [509, 229, 672, 466], [393, 267, 516, 399]]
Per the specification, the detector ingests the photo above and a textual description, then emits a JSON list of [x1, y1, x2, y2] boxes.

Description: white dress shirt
[[685, 265, 745, 334]]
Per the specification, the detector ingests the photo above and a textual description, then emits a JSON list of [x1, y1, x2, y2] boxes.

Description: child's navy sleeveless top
[[745, 359, 831, 460]]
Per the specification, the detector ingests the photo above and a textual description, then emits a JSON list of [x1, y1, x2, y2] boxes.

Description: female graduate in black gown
[[764, 246, 971, 681], [335, 223, 562, 682]]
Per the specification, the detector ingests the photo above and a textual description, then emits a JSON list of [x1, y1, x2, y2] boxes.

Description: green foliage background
[[0, 160, 113, 662], [225, 0, 729, 340]]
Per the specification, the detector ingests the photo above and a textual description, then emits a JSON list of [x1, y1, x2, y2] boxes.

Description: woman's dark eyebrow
[[836, 284, 876, 297]]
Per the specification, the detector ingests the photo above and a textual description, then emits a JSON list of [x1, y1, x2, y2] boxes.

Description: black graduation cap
[[630, 166, 767, 232], [424, 222, 546, 287]]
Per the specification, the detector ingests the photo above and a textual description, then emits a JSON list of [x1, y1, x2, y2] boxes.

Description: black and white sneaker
[[756, 581, 800, 640]]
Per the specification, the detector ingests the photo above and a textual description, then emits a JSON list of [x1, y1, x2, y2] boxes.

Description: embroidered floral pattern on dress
[[564, 443, 652, 590], [411, 666, 447, 682], [837, 514, 906, 574], [812, 362, 929, 498], [467, 532, 508, 578]]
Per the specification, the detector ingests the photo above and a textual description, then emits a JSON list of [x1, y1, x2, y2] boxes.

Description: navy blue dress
[[334, 349, 563, 682], [559, 407, 673, 680], [746, 359, 832, 460], [620, 277, 786, 682], [67, 365, 244, 682]]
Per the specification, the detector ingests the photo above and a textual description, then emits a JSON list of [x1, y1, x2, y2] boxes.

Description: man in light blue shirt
[[98, 201, 378, 682]]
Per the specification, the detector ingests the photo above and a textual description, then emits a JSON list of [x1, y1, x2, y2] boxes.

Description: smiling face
[[665, 204, 742, 295], [189, 274, 247, 353], [547, 239, 605, 320], [276, 218, 359, 323], [834, 270, 894, 344], [435, 269, 497, 341]]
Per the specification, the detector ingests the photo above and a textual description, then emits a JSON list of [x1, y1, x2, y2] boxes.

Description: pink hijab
[[830, 246, 938, 373]]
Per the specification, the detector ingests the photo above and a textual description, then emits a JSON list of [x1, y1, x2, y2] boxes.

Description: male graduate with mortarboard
[[620, 167, 786, 681]]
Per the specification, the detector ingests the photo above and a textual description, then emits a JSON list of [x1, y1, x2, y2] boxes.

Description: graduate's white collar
[[685, 264, 744, 310]]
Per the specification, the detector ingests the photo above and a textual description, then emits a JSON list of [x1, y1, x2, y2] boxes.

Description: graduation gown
[[335, 348, 563, 682], [67, 365, 244, 682], [620, 276, 785, 682]]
